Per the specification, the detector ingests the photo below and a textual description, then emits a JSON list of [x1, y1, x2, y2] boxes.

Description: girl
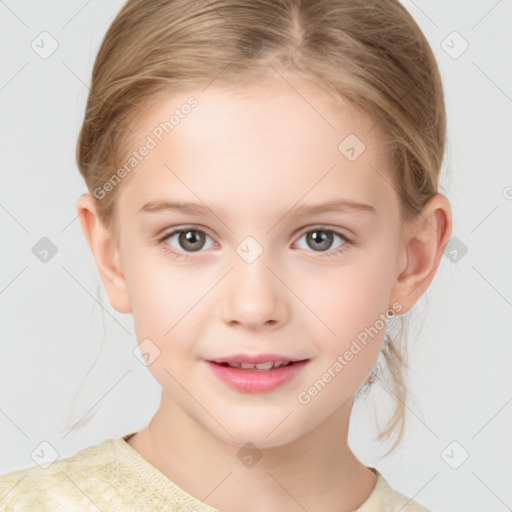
[[0, 0, 452, 510]]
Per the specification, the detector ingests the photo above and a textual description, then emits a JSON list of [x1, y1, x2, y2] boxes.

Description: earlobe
[[76, 193, 131, 314], [390, 193, 452, 314]]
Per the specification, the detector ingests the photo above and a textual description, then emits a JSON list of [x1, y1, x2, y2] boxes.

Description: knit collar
[[115, 431, 402, 511]]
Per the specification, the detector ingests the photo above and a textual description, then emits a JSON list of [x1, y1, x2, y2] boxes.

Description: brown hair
[[75, 0, 446, 455]]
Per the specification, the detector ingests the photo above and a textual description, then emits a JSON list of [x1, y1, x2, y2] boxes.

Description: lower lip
[[206, 360, 309, 393]]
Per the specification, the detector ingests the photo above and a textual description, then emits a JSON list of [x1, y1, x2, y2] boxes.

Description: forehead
[[116, 78, 398, 221]]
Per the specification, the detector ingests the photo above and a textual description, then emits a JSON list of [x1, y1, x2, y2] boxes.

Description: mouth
[[205, 357, 310, 393]]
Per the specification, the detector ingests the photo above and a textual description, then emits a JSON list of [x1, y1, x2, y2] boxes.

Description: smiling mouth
[[206, 359, 310, 393]]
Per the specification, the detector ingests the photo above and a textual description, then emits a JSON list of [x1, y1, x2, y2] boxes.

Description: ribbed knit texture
[[0, 432, 431, 511]]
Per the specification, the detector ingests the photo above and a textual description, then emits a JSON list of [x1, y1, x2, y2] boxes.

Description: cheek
[[298, 257, 395, 375], [126, 262, 203, 383], [305, 259, 393, 332], [122, 249, 185, 346], [125, 259, 223, 386]]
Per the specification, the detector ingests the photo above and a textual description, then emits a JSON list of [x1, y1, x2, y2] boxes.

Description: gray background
[[1, 1, 511, 510]]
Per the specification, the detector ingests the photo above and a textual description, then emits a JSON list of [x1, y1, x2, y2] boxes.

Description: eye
[[158, 227, 215, 258], [295, 227, 351, 258]]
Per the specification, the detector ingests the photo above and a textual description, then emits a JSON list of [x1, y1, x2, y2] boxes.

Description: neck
[[128, 391, 377, 512]]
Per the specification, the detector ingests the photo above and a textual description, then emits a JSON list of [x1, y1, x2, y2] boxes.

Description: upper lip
[[208, 353, 308, 364]]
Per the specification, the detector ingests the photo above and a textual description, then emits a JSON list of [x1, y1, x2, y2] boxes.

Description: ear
[[76, 193, 131, 314], [389, 193, 452, 314]]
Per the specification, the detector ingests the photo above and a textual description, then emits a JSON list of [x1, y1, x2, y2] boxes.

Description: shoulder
[[358, 468, 432, 512], [1, 433, 221, 512], [0, 437, 124, 511]]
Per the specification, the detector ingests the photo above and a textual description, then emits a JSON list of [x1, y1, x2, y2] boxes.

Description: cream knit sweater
[[0, 432, 431, 511]]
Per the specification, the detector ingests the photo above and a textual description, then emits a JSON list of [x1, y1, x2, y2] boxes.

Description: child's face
[[112, 77, 408, 448]]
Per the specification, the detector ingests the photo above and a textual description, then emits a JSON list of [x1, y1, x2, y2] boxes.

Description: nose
[[220, 249, 289, 330]]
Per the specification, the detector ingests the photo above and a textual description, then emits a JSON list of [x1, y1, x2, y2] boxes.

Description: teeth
[[227, 361, 290, 370]]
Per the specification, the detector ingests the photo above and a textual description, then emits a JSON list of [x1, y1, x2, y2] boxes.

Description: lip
[[209, 353, 306, 364], [205, 359, 309, 393]]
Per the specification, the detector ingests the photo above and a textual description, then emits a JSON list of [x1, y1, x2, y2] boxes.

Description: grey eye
[[296, 229, 346, 252], [165, 229, 214, 252]]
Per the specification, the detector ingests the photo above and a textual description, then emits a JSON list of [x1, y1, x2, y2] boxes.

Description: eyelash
[[157, 225, 353, 261]]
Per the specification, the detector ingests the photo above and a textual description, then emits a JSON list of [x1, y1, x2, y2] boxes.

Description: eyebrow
[[139, 199, 376, 217]]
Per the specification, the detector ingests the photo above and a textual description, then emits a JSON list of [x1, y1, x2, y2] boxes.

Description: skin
[[77, 75, 452, 512]]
